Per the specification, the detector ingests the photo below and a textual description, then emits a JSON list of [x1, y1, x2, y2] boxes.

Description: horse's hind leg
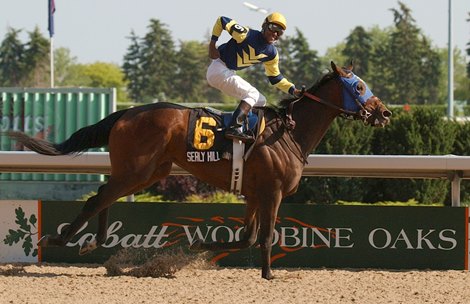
[[78, 161, 173, 254], [79, 161, 174, 254], [190, 201, 259, 251], [38, 177, 134, 249], [78, 208, 109, 255]]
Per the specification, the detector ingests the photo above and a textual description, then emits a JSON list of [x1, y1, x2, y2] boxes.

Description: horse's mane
[[277, 70, 335, 109], [260, 70, 335, 118]]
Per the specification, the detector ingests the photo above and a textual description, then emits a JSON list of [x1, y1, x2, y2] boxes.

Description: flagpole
[[50, 37, 54, 88], [447, 0, 453, 118], [48, 0, 55, 88]]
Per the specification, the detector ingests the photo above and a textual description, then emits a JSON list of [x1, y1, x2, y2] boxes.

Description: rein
[[282, 71, 374, 165], [286, 80, 372, 129], [303, 91, 359, 117]]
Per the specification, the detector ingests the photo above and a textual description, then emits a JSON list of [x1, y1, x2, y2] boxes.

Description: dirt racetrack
[[1, 263, 470, 304]]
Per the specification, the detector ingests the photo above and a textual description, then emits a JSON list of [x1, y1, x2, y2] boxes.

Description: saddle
[[187, 107, 264, 157], [186, 107, 265, 194]]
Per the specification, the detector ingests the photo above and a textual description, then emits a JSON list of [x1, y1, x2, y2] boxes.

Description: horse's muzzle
[[363, 97, 392, 127]]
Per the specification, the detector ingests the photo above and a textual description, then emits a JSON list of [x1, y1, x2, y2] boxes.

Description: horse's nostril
[[383, 110, 392, 118]]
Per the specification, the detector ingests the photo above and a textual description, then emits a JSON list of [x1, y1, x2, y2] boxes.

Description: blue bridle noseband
[[339, 72, 373, 112]]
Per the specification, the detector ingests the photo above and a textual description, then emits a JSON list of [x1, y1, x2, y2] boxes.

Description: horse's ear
[[346, 59, 354, 72], [331, 61, 348, 77]]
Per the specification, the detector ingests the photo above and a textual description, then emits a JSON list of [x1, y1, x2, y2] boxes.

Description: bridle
[[282, 70, 377, 165], [285, 73, 373, 129]]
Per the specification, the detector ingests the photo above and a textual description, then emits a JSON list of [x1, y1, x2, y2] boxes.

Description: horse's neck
[[290, 85, 342, 155]]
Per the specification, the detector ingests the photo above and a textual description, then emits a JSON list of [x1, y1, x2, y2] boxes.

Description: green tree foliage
[[277, 29, 322, 94], [122, 31, 144, 102], [0, 27, 26, 86], [54, 47, 79, 86], [287, 108, 462, 205], [467, 12, 470, 78], [174, 41, 211, 103], [82, 62, 128, 101], [23, 27, 50, 87], [453, 49, 470, 102], [54, 49, 128, 101], [342, 26, 372, 77], [367, 26, 394, 100], [373, 107, 457, 204], [375, 107, 457, 155], [123, 19, 177, 103], [384, 2, 441, 104], [280, 29, 322, 87], [0, 27, 50, 87]]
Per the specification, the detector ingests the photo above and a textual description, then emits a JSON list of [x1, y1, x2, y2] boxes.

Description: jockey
[[207, 12, 302, 143]]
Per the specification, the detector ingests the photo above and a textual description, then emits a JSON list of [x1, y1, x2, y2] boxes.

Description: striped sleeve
[[263, 54, 295, 94], [211, 16, 248, 43]]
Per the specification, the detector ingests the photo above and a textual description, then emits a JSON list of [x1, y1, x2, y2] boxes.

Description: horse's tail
[[6, 109, 129, 156]]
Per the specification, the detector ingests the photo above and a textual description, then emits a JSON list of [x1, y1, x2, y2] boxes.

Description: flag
[[48, 0, 56, 37]]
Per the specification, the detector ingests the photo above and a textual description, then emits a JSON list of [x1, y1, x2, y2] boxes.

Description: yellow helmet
[[264, 12, 287, 30]]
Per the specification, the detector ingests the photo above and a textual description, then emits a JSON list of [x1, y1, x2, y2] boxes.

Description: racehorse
[[5, 61, 391, 280]]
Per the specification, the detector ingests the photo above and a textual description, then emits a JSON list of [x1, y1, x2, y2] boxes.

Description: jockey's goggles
[[267, 23, 284, 36]]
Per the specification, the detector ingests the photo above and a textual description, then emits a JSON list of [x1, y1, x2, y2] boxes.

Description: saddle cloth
[[186, 107, 262, 163]]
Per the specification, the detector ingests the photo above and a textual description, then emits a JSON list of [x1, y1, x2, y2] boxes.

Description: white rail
[[0, 152, 468, 206]]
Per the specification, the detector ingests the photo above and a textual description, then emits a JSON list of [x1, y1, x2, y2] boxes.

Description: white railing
[[0, 151, 469, 206]]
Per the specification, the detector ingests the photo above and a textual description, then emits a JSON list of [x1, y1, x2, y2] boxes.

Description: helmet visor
[[267, 23, 284, 36]]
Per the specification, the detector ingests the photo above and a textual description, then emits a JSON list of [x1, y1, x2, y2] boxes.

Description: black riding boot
[[225, 100, 254, 143]]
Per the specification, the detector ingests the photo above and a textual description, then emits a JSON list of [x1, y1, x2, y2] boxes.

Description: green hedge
[[284, 106, 469, 205]]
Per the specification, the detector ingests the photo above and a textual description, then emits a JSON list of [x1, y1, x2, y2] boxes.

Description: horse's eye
[[356, 83, 366, 95]]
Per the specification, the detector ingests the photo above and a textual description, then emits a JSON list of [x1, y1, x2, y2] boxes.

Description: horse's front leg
[[258, 192, 282, 280]]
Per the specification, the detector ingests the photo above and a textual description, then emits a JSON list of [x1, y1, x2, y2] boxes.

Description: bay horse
[[5, 61, 391, 279]]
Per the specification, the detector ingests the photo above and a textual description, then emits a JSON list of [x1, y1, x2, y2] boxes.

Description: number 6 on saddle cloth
[[187, 107, 262, 156], [186, 107, 264, 194]]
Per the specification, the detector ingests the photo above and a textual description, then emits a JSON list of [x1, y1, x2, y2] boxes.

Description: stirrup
[[225, 128, 254, 143]]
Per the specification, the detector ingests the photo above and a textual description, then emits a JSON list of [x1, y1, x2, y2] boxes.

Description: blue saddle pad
[[222, 111, 258, 132]]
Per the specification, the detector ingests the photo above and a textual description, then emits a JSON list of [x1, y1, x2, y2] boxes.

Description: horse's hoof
[[262, 270, 274, 280], [38, 235, 50, 247], [189, 239, 204, 251], [79, 240, 98, 255]]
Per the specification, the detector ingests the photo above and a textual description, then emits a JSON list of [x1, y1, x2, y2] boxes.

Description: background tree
[[452, 49, 470, 104], [342, 26, 372, 77], [415, 37, 441, 104], [371, 107, 457, 203], [81, 62, 128, 101], [122, 31, 143, 102], [367, 26, 394, 100], [0, 27, 50, 87], [386, 2, 441, 104], [138, 19, 177, 103], [122, 20, 177, 103], [277, 28, 322, 94], [174, 40, 210, 103], [0, 27, 25, 86], [467, 12, 470, 78], [23, 27, 50, 87], [54, 47, 79, 86]]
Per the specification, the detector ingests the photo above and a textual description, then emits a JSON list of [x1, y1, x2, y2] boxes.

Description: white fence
[[0, 151, 469, 206]]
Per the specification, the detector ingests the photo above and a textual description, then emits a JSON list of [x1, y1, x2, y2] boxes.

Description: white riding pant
[[206, 59, 267, 107]]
